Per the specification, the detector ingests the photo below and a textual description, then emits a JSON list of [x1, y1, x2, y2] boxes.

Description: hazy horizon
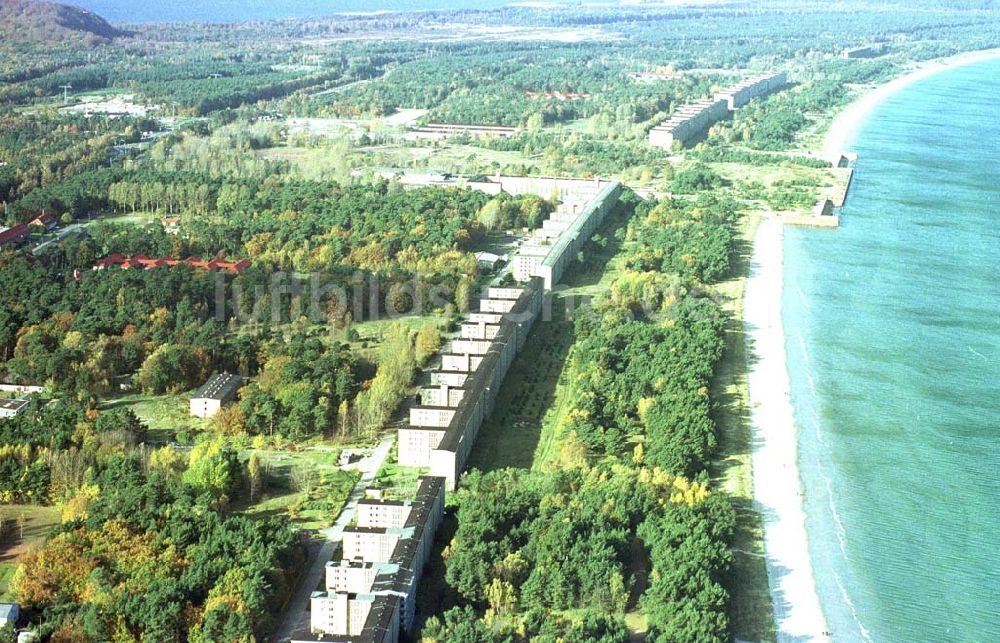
[[68, 0, 525, 23]]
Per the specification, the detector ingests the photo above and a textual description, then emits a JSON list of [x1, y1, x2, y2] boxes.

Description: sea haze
[[785, 57, 1000, 641], [69, 0, 521, 23]]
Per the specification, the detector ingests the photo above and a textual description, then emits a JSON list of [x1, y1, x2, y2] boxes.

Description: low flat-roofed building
[[0, 398, 30, 419], [190, 373, 243, 418], [474, 251, 504, 270]]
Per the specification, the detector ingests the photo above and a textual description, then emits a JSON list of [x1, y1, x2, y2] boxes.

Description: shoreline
[[822, 47, 1000, 159], [748, 48, 1000, 642], [745, 219, 829, 641]]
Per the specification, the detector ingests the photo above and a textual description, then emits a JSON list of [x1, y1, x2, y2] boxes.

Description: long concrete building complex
[[713, 71, 788, 110], [399, 280, 543, 489], [649, 70, 788, 149], [404, 123, 520, 141], [509, 180, 622, 288], [288, 174, 624, 643], [648, 98, 729, 149], [293, 476, 445, 643]]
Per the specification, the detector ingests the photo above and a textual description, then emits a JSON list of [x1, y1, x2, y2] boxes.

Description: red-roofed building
[[0, 224, 29, 247], [159, 217, 181, 235], [93, 255, 251, 274], [94, 253, 126, 269], [28, 213, 57, 231], [229, 259, 252, 273]]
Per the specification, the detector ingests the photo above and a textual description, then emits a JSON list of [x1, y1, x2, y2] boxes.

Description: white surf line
[[745, 218, 830, 642]]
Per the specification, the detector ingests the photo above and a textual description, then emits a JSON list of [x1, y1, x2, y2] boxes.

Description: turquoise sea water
[[784, 57, 1000, 642]]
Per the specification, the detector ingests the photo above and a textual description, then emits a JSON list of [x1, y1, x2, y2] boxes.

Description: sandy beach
[[822, 47, 1000, 159], [745, 218, 830, 642], [747, 48, 1000, 642]]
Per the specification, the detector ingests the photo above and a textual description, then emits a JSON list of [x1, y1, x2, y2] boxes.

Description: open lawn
[[238, 448, 359, 531], [99, 392, 213, 439], [374, 462, 426, 498], [0, 505, 61, 601], [709, 160, 833, 189], [260, 141, 542, 179], [98, 211, 163, 227]]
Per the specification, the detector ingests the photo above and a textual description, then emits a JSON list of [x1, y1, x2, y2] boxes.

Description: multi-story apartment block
[[418, 384, 465, 408], [396, 426, 445, 467], [297, 477, 445, 643], [342, 526, 411, 563]]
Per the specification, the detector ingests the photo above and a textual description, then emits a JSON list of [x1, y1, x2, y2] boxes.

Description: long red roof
[[93, 255, 251, 274]]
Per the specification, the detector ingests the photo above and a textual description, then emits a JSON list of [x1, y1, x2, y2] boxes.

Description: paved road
[[31, 223, 84, 254], [271, 434, 395, 642]]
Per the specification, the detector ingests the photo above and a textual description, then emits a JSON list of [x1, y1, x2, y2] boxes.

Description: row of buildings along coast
[[292, 177, 622, 642], [649, 71, 788, 149]]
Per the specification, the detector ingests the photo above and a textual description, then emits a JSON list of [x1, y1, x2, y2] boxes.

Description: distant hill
[[0, 0, 123, 44]]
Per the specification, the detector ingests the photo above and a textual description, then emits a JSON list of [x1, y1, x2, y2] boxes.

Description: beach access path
[[745, 218, 830, 642]]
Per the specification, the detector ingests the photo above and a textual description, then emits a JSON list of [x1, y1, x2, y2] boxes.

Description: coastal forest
[[0, 0, 998, 641]]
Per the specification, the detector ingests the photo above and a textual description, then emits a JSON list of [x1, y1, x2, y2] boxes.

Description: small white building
[[0, 399, 29, 419], [474, 251, 505, 271], [0, 603, 19, 627], [189, 373, 243, 418]]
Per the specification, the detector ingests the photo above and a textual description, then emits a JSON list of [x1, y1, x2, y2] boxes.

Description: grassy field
[[260, 142, 542, 179], [709, 160, 833, 188], [97, 211, 163, 227], [347, 313, 443, 358], [0, 505, 61, 601], [99, 392, 213, 438], [237, 448, 359, 531], [707, 213, 776, 641], [466, 207, 632, 474], [374, 461, 426, 498]]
